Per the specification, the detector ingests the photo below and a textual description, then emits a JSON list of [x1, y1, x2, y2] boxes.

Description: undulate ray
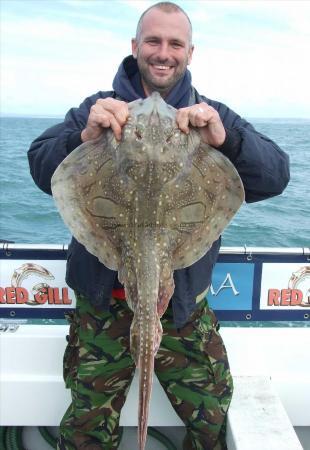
[[51, 92, 245, 450]]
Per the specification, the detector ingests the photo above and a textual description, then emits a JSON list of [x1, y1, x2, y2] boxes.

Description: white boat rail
[[1, 242, 310, 255]]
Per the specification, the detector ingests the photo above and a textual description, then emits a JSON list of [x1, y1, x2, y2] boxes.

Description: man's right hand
[[81, 98, 129, 142]]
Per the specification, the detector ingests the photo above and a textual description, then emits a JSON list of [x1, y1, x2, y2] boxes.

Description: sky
[[1, 0, 310, 118]]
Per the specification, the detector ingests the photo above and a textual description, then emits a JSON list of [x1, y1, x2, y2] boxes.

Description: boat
[[1, 243, 309, 449]]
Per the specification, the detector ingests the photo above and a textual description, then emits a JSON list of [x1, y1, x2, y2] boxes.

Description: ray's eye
[[165, 133, 174, 144], [165, 127, 178, 144], [135, 129, 142, 140]]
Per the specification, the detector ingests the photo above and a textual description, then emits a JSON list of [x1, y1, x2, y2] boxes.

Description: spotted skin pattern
[[52, 92, 243, 449]]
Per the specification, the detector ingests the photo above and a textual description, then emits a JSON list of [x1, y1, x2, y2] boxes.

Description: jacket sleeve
[[203, 97, 290, 203], [27, 91, 112, 195]]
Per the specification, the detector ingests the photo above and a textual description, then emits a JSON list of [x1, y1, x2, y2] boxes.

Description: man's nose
[[156, 43, 170, 61]]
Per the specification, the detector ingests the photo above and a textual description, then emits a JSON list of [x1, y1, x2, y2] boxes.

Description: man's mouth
[[149, 60, 176, 72], [152, 65, 172, 71]]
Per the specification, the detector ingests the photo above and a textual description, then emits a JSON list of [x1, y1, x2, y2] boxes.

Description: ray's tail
[[128, 234, 162, 450], [137, 314, 161, 450]]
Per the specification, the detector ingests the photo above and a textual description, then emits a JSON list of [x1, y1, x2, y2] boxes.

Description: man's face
[[132, 9, 194, 97]]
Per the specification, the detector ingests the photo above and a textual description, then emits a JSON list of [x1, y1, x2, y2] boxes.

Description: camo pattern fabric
[[57, 293, 233, 450]]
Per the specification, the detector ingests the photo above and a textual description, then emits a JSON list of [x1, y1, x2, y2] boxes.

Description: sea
[[0, 116, 309, 247], [1, 118, 310, 449]]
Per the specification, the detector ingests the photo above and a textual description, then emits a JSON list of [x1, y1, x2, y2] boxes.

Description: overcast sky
[[1, 0, 310, 118]]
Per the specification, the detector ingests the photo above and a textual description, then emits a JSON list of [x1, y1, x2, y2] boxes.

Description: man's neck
[[141, 78, 171, 99]]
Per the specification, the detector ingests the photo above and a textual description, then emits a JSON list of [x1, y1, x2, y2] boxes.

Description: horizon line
[[1, 113, 310, 121]]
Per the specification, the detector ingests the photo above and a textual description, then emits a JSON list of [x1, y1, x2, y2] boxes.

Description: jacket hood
[[112, 55, 193, 108]]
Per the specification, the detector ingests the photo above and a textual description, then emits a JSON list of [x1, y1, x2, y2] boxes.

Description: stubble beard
[[137, 56, 188, 98]]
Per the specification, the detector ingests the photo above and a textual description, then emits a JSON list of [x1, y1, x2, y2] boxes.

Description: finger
[[96, 111, 122, 140], [90, 107, 112, 128], [90, 106, 123, 140], [114, 106, 129, 126], [197, 104, 219, 124], [189, 105, 215, 128], [176, 108, 190, 134], [106, 101, 129, 125], [96, 98, 129, 124], [109, 115, 123, 141], [191, 108, 209, 128]]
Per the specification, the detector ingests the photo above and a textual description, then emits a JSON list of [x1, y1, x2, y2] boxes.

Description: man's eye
[[171, 42, 183, 48]]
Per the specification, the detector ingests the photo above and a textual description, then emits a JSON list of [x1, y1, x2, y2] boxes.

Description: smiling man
[[28, 2, 289, 449], [132, 5, 194, 96]]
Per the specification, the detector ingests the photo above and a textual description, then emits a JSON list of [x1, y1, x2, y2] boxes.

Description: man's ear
[[187, 45, 194, 65], [131, 38, 138, 59]]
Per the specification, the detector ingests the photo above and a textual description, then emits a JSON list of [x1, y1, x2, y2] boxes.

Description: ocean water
[[0, 116, 309, 247]]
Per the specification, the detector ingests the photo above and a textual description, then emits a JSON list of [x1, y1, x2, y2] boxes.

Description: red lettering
[[0, 286, 73, 305], [48, 287, 54, 304], [53, 288, 61, 304], [16, 287, 29, 304], [290, 289, 303, 306], [62, 288, 72, 305], [268, 289, 280, 306], [0, 287, 5, 303], [6, 287, 16, 304], [269, 289, 304, 306], [281, 289, 291, 306]]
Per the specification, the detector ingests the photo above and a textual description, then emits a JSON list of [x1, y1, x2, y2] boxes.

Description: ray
[[51, 92, 244, 450]]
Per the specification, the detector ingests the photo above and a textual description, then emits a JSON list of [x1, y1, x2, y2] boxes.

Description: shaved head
[[136, 2, 192, 45]]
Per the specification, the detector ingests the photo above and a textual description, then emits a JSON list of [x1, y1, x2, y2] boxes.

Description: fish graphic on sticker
[[11, 263, 55, 305], [288, 266, 310, 307]]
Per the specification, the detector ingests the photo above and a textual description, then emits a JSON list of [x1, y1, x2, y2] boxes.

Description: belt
[[112, 286, 209, 303]]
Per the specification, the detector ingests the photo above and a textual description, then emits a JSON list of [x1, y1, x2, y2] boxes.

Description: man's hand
[[176, 102, 226, 148], [81, 98, 129, 142]]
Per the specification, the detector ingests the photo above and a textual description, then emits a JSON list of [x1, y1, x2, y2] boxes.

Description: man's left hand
[[176, 102, 226, 148]]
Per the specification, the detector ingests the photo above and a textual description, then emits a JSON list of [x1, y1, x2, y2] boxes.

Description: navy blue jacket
[[28, 56, 290, 327]]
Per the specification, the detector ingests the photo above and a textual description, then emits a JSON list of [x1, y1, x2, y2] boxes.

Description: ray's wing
[[169, 140, 245, 270], [51, 132, 125, 270]]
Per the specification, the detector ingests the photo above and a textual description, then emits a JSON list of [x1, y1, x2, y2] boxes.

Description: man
[[28, 2, 290, 449]]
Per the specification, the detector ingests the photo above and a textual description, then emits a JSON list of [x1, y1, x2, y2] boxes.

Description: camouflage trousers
[[57, 293, 233, 450]]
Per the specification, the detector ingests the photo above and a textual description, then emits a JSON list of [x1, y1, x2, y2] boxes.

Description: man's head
[[132, 2, 194, 97]]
